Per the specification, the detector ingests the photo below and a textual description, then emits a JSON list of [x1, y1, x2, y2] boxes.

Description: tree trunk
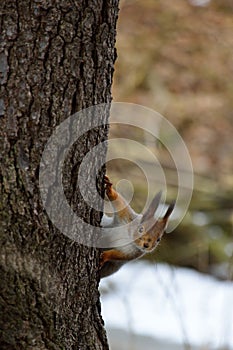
[[0, 1, 119, 349]]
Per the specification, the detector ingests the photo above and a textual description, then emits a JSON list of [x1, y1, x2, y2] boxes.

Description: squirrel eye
[[138, 225, 144, 234], [157, 237, 161, 242]]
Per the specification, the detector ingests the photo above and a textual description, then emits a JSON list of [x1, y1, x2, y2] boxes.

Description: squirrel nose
[[143, 242, 149, 249]]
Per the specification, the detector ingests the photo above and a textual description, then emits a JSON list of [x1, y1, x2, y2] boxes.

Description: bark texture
[[0, 1, 119, 349]]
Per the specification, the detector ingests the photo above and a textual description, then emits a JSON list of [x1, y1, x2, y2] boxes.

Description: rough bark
[[0, 1, 119, 349]]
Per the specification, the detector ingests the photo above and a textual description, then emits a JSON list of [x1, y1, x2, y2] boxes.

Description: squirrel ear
[[141, 190, 162, 223], [163, 202, 175, 220]]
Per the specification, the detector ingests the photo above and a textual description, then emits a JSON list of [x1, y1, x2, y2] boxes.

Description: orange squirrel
[[100, 176, 175, 278]]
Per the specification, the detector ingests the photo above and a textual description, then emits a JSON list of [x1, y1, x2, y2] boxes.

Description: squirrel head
[[133, 191, 175, 252]]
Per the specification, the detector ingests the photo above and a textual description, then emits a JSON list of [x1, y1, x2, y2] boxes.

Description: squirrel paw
[[99, 251, 107, 268], [104, 175, 117, 200], [104, 175, 112, 188]]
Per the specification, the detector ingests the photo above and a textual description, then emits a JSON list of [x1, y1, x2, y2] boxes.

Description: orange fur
[[100, 175, 175, 278], [104, 175, 135, 222], [100, 249, 130, 266]]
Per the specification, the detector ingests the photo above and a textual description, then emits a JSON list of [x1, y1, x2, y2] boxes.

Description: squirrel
[[100, 175, 175, 278]]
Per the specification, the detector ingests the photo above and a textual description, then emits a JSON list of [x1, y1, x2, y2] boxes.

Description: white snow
[[100, 262, 233, 349]]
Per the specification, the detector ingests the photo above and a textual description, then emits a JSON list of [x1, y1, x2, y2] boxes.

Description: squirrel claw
[[104, 175, 112, 187], [99, 252, 106, 268], [104, 175, 115, 199]]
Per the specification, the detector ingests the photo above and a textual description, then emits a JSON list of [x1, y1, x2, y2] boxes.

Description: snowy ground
[[100, 262, 233, 350]]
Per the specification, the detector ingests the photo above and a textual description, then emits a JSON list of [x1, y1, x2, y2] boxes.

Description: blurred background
[[107, 0, 233, 279], [101, 1, 233, 349]]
